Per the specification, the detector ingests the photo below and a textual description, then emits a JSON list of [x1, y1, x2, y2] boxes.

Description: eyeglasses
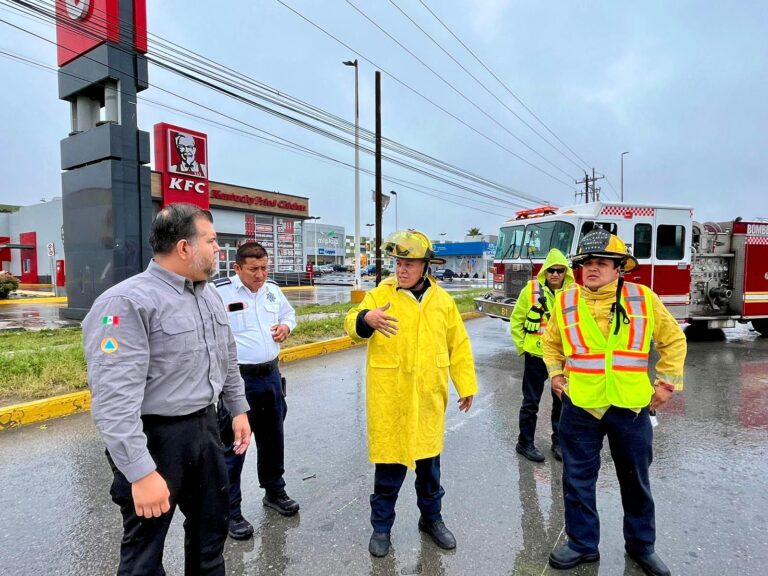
[[546, 267, 566, 274]]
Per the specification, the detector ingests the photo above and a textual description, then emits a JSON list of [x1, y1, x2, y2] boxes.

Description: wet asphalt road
[[1, 318, 767, 575]]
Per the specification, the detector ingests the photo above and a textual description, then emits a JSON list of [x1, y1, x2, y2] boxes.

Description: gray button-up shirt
[[83, 260, 249, 482]]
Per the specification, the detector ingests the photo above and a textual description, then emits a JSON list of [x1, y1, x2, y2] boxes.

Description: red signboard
[[154, 123, 210, 210], [55, 0, 148, 67]]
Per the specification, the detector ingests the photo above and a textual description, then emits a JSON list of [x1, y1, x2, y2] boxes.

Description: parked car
[[317, 264, 334, 274], [362, 264, 376, 275], [434, 268, 456, 281], [333, 264, 349, 272]]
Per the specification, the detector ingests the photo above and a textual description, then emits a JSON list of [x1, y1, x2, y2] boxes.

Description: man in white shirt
[[214, 242, 299, 540]]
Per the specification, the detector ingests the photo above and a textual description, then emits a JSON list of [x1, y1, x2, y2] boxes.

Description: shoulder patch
[[213, 277, 232, 288]]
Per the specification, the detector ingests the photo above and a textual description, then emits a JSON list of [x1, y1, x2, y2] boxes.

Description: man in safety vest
[[510, 248, 573, 462], [344, 230, 478, 558], [543, 229, 686, 576]]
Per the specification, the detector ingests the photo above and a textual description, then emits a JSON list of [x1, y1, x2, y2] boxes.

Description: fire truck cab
[[474, 201, 768, 336]]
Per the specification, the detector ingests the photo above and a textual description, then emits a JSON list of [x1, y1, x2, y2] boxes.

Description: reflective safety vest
[[556, 282, 655, 408], [523, 280, 549, 356]]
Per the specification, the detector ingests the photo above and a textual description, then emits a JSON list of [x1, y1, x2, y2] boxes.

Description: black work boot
[[263, 490, 300, 516], [516, 443, 545, 463], [627, 551, 672, 576], [551, 444, 563, 462], [228, 513, 254, 540], [548, 544, 600, 569], [368, 531, 391, 557], [418, 517, 456, 550]]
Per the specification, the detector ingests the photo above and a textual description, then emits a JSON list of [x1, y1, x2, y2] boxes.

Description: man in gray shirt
[[83, 203, 251, 575]]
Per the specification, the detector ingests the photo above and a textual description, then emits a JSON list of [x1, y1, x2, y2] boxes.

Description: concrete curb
[[0, 311, 484, 430], [0, 296, 67, 305]]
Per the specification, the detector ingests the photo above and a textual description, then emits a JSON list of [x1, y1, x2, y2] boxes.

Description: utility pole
[[575, 170, 605, 203], [375, 71, 383, 286]]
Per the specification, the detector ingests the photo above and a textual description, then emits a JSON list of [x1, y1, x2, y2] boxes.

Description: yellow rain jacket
[[344, 276, 478, 469], [510, 249, 574, 357]]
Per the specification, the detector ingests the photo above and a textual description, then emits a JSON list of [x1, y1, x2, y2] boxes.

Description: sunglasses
[[546, 267, 566, 274]]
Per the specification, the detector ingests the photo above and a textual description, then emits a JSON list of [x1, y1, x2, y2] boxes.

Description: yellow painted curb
[[280, 285, 316, 292], [0, 310, 485, 430], [0, 391, 91, 431], [0, 296, 67, 305]]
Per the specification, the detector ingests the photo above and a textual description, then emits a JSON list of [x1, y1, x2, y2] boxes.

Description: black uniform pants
[[219, 362, 287, 518], [106, 405, 229, 576], [518, 352, 562, 448], [559, 394, 656, 555], [370, 455, 444, 533]]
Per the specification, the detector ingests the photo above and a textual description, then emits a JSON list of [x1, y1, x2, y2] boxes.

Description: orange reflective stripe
[[560, 287, 589, 354], [613, 350, 649, 372], [566, 353, 605, 374], [622, 284, 649, 351]]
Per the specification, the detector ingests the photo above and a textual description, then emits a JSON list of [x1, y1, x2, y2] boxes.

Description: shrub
[[0, 271, 19, 299]]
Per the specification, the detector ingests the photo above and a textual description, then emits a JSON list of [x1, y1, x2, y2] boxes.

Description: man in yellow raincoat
[[543, 229, 685, 576], [510, 248, 573, 463], [344, 230, 478, 558]]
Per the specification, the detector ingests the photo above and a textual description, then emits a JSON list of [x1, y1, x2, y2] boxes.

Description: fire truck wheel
[[751, 319, 768, 337]]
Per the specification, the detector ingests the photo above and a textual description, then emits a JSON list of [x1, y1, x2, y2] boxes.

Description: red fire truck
[[474, 201, 768, 336]]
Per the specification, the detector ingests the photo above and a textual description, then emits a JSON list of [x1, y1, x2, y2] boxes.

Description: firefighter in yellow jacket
[[510, 248, 574, 463], [344, 230, 478, 558], [543, 229, 685, 576]]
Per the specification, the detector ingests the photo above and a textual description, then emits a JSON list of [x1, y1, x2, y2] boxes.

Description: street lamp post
[[621, 151, 630, 202], [390, 190, 398, 230], [365, 223, 374, 266], [343, 59, 361, 288]]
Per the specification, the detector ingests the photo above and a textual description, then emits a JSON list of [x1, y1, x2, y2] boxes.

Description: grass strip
[[0, 288, 488, 404]]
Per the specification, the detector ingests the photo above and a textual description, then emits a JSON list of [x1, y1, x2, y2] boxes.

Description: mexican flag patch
[[101, 316, 119, 326]]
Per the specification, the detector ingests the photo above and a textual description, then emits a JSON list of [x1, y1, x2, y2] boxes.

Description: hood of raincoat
[[535, 248, 575, 289]]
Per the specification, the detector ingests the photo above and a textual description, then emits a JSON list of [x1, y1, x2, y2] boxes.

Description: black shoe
[[552, 444, 563, 461], [418, 517, 456, 550], [548, 544, 600, 569], [228, 514, 254, 540], [368, 531, 391, 557], [516, 443, 545, 463], [627, 551, 671, 576], [263, 490, 300, 516]]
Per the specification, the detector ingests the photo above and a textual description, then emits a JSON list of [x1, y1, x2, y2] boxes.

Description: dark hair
[[236, 241, 268, 265], [149, 203, 213, 255]]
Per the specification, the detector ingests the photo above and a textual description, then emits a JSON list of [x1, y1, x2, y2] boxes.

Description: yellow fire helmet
[[381, 230, 447, 264], [570, 228, 639, 272]]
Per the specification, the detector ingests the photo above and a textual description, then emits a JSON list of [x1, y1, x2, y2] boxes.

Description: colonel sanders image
[[170, 132, 207, 178]]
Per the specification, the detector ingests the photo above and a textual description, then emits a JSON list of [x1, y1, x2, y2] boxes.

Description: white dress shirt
[[214, 275, 297, 364]]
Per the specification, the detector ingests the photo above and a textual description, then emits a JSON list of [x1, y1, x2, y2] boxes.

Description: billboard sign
[[55, 0, 148, 66], [154, 123, 209, 209]]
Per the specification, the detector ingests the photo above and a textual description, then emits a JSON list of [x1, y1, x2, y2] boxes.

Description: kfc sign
[[154, 123, 210, 210], [56, 0, 147, 66]]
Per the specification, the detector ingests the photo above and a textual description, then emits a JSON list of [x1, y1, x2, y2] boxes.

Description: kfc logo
[[169, 132, 207, 178], [56, 0, 147, 67], [154, 123, 210, 209], [65, 0, 91, 20]]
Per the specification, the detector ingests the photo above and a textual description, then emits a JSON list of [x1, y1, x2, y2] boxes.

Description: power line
[[386, 0, 586, 175], [4, 0, 551, 208], [344, 0, 577, 182], [416, 0, 592, 171]]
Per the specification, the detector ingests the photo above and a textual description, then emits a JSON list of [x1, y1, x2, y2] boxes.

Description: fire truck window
[[656, 225, 685, 260], [634, 223, 652, 259], [523, 221, 574, 259], [495, 225, 524, 259], [579, 221, 617, 239]]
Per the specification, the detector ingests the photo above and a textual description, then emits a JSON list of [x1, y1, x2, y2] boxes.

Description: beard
[[191, 250, 216, 279]]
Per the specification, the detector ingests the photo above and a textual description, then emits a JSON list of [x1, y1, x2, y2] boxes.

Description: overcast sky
[[0, 0, 766, 241]]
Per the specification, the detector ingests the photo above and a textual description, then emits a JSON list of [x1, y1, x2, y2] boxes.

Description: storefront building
[[432, 236, 498, 278], [0, 174, 313, 284]]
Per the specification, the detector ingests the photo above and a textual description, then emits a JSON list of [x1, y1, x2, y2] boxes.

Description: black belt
[[142, 404, 214, 423], [239, 358, 278, 376]]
